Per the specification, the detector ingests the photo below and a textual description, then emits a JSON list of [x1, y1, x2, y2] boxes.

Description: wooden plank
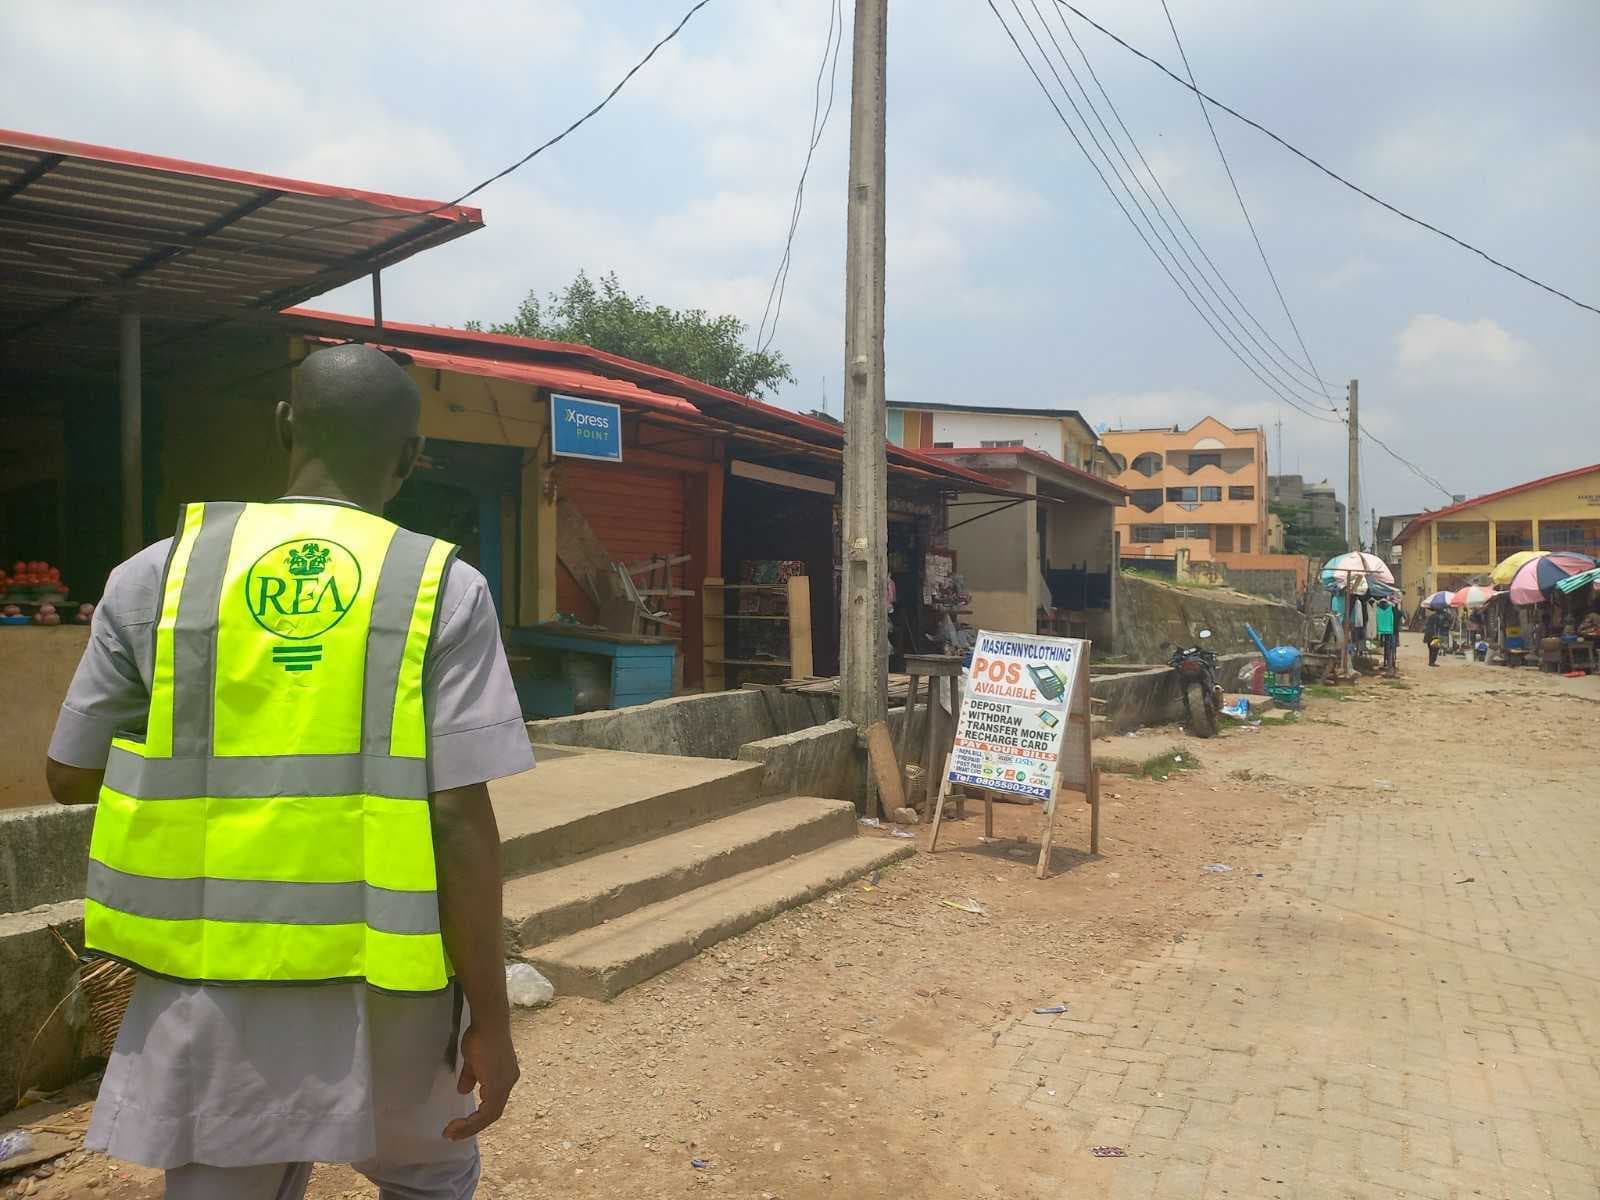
[[866, 720, 906, 822], [555, 496, 616, 608], [925, 752, 954, 851], [786, 575, 814, 680], [702, 577, 726, 693]]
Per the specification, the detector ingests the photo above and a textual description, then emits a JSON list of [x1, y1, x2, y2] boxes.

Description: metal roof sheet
[[0, 129, 483, 366]]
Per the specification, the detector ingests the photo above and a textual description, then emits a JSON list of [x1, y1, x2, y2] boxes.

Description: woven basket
[[48, 926, 136, 1055], [80, 959, 137, 1054]]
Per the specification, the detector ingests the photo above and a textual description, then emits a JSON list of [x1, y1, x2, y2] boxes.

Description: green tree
[[470, 271, 795, 400], [1271, 501, 1348, 561]]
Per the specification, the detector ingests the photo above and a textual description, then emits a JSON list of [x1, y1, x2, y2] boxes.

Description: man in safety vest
[[46, 344, 535, 1199]]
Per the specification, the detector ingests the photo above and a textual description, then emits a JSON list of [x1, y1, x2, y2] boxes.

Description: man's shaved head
[[276, 343, 425, 509]]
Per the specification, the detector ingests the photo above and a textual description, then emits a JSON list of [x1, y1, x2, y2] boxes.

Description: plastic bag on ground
[[505, 962, 555, 1008]]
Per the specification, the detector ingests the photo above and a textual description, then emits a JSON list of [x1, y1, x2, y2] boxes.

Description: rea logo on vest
[[245, 539, 364, 669]]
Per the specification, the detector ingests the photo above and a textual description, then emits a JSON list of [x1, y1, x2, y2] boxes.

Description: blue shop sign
[[551, 394, 623, 462]]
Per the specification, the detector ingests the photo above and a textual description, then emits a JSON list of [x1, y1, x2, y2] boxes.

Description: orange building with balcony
[[1103, 418, 1269, 563]]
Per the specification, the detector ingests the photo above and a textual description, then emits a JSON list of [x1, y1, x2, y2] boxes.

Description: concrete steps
[[501, 795, 858, 950], [523, 835, 913, 999], [491, 749, 766, 876]]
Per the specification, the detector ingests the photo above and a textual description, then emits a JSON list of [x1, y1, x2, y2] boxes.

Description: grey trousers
[[164, 1152, 479, 1199]]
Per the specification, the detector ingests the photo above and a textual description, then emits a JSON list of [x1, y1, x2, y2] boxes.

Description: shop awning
[[0, 130, 483, 369]]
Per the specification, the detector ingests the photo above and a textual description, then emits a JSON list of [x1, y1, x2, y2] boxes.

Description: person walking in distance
[[1375, 598, 1400, 676], [45, 345, 534, 1199], [1424, 605, 1450, 667]]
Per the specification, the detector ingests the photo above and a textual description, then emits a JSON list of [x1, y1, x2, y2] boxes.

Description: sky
[[5, 0, 1597, 538]]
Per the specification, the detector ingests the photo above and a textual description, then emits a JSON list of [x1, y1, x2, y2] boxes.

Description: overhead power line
[[211, 0, 714, 272], [756, 0, 845, 354], [1051, 0, 1600, 318], [1042, 1, 1328, 397], [987, 0, 1340, 426], [1361, 426, 1454, 501], [1157, 0, 1337, 410], [1023, 0, 1331, 412]]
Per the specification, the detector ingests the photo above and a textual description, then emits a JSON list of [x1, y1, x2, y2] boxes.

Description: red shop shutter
[[558, 461, 688, 628]]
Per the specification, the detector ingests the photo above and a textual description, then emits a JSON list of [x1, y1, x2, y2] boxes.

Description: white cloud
[[1394, 314, 1531, 374]]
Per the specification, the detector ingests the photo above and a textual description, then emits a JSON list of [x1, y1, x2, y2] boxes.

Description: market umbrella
[[1489, 549, 1594, 587], [1506, 552, 1595, 605], [1423, 590, 1454, 610], [1320, 551, 1395, 590], [1555, 565, 1600, 595], [1449, 585, 1500, 608]]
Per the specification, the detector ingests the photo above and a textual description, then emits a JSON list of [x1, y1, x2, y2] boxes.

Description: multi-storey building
[[1269, 474, 1346, 536], [886, 401, 1104, 475], [1103, 419, 1268, 562]]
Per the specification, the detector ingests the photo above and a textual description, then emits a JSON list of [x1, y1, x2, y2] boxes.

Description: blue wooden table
[[505, 624, 677, 717]]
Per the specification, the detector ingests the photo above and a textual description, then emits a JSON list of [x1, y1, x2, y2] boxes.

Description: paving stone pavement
[[986, 785, 1600, 1199]]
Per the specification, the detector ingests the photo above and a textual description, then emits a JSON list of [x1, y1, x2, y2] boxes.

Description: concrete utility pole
[[1346, 379, 1360, 551], [839, 0, 889, 730]]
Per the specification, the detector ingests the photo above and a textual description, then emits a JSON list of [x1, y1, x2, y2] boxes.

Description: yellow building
[[1102, 418, 1268, 561], [1395, 463, 1600, 602]]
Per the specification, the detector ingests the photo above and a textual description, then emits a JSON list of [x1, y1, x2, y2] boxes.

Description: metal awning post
[[119, 304, 143, 554], [371, 270, 383, 335]]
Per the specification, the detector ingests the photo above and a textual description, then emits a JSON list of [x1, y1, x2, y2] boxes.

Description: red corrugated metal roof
[[283, 308, 1018, 494], [1394, 462, 1600, 545], [0, 129, 483, 367]]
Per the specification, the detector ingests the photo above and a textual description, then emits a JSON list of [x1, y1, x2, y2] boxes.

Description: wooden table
[[899, 654, 965, 815]]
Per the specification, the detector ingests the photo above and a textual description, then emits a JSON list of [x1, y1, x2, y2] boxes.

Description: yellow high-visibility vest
[[85, 501, 457, 994]]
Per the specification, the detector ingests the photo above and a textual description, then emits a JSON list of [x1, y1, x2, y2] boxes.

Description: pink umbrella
[[1449, 585, 1499, 608], [1507, 553, 1595, 605]]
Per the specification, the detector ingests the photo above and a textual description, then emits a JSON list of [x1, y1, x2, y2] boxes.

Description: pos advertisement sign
[[551, 394, 623, 462], [947, 630, 1087, 801]]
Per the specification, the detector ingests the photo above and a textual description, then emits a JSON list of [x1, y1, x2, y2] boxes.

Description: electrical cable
[[1023, 0, 1331, 411], [207, 0, 714, 273], [987, 0, 1340, 426], [1051, 0, 1600, 318], [1361, 426, 1454, 501], [1157, 0, 1337, 410], [756, 0, 845, 354], [1043, 1, 1327, 395]]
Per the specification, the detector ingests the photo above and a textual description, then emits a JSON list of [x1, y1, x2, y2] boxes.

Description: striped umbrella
[[1321, 551, 1395, 590], [1507, 552, 1595, 605], [1423, 590, 1454, 610], [1555, 565, 1600, 595], [1449, 585, 1499, 608]]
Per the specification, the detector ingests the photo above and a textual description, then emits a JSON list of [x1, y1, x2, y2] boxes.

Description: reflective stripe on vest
[[85, 501, 457, 994]]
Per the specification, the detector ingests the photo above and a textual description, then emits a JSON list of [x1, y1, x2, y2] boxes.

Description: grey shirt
[[51, 517, 535, 1170]]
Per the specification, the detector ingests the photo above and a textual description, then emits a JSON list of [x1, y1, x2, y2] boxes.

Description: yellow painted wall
[[159, 335, 559, 621], [946, 470, 1040, 635], [1396, 468, 1600, 601]]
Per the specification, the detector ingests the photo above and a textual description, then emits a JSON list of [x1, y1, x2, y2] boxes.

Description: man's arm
[[46, 759, 103, 806], [431, 781, 519, 1141]]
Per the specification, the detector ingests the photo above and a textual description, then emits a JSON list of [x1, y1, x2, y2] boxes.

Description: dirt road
[[13, 636, 1598, 1198]]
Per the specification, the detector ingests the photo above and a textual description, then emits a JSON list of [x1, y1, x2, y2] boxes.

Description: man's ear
[[274, 400, 295, 453], [395, 435, 424, 486]]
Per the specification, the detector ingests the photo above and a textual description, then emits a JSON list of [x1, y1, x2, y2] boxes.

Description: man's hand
[[46, 758, 103, 806], [442, 1021, 520, 1141]]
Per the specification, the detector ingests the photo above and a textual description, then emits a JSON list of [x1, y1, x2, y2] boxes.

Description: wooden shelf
[[702, 574, 813, 691]]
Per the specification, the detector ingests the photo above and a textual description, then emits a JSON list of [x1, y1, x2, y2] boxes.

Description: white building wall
[[927, 412, 1065, 461]]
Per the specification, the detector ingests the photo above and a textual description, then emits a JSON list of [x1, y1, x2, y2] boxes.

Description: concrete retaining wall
[[528, 687, 837, 759], [2, 804, 96, 1113], [1090, 652, 1258, 732], [1115, 573, 1305, 664], [737, 719, 857, 799]]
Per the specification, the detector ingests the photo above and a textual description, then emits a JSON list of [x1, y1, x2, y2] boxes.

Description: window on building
[[1172, 524, 1210, 540], [1131, 452, 1163, 477], [1131, 524, 1168, 543], [1166, 486, 1197, 502], [933, 441, 954, 449], [1495, 521, 1533, 554], [1186, 452, 1221, 472], [1108, 453, 1127, 474], [1540, 521, 1600, 554], [1228, 485, 1255, 500], [1215, 525, 1235, 552], [1200, 486, 1222, 502], [1239, 526, 1252, 553], [1130, 488, 1163, 513], [980, 439, 1024, 448]]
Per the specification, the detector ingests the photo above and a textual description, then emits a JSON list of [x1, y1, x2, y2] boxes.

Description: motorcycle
[[1166, 629, 1223, 738]]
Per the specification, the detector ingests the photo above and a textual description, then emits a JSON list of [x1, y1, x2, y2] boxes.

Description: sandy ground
[[7, 634, 1596, 1199]]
